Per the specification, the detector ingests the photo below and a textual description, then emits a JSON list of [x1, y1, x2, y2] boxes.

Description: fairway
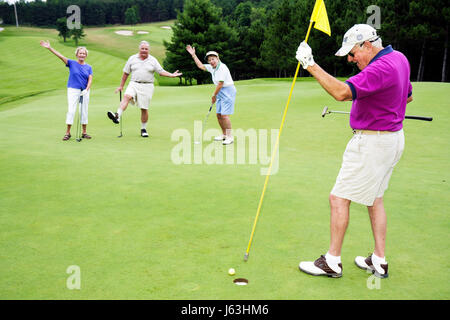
[[1, 25, 449, 300]]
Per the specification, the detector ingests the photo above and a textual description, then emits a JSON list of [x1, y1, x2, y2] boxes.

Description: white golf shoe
[[299, 255, 343, 278], [141, 129, 149, 137], [355, 254, 388, 278], [222, 137, 234, 145], [214, 135, 225, 141]]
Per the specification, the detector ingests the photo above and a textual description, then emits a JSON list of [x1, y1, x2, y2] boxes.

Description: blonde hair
[[75, 46, 88, 56]]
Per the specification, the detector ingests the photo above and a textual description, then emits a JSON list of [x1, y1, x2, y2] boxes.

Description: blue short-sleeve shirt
[[66, 59, 93, 90]]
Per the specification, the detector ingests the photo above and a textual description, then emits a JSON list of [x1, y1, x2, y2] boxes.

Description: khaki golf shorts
[[331, 129, 404, 206], [125, 81, 154, 110]]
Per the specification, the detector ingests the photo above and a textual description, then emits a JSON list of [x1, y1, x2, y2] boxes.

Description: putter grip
[[405, 115, 433, 121]]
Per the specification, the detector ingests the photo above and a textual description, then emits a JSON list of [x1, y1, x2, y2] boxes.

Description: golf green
[[0, 25, 449, 300]]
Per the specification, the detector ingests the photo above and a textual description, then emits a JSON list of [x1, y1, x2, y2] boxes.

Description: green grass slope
[[0, 22, 176, 107]]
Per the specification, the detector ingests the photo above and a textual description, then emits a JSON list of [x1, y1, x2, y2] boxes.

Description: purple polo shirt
[[345, 45, 412, 131]]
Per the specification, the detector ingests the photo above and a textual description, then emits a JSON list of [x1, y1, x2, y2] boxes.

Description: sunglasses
[[348, 37, 380, 57]]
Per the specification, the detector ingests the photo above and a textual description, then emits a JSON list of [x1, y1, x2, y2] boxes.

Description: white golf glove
[[80, 89, 89, 96], [296, 41, 315, 69]]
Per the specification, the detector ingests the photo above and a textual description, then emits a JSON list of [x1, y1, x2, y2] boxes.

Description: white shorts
[[67, 88, 89, 125], [331, 130, 404, 206], [124, 81, 154, 110]]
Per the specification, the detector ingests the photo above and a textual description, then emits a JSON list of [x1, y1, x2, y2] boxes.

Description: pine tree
[[163, 0, 238, 85], [260, 0, 309, 77], [125, 6, 139, 25], [56, 17, 70, 42], [228, 3, 268, 79], [71, 24, 86, 46]]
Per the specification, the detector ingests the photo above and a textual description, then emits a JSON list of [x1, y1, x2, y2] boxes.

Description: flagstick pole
[[244, 20, 315, 261], [305, 20, 314, 43]]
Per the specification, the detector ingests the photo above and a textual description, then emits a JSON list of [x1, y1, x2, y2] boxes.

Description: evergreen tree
[[84, 1, 106, 26], [124, 6, 139, 25], [71, 24, 86, 46], [228, 3, 268, 79], [156, 0, 171, 21], [260, 0, 310, 77], [56, 17, 70, 42], [164, 0, 238, 85]]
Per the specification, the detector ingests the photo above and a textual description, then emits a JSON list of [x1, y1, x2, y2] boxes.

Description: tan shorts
[[331, 130, 404, 206], [124, 81, 154, 110]]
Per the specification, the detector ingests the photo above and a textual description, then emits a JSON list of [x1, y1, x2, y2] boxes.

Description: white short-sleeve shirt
[[123, 54, 164, 83], [204, 62, 234, 87]]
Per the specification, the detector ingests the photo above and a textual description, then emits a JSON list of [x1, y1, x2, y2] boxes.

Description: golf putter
[[321, 106, 348, 117], [76, 95, 83, 142], [321, 106, 433, 121], [118, 91, 123, 138]]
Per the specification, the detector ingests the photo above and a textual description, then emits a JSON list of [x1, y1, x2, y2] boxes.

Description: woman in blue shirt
[[40, 40, 93, 141]]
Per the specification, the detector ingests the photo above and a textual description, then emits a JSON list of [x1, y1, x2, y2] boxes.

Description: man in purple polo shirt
[[295, 24, 413, 279]]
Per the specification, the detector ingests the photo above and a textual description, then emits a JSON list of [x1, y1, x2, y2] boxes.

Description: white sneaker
[[355, 254, 388, 278], [222, 137, 234, 145], [214, 135, 225, 141]]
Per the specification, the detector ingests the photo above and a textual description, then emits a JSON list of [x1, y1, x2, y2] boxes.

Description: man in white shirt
[[186, 45, 237, 145], [108, 41, 182, 137]]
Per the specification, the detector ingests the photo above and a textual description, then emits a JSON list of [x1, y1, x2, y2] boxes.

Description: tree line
[[164, 0, 449, 83], [0, 0, 183, 26], [1, 0, 447, 82]]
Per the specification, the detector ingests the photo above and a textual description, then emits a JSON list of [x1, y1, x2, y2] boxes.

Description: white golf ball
[[228, 268, 235, 276]]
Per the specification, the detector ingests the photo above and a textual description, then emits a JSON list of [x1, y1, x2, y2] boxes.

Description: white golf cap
[[205, 51, 219, 61], [335, 24, 378, 56]]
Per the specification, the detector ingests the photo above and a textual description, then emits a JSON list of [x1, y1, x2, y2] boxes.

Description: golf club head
[[117, 134, 122, 138], [321, 106, 329, 117], [76, 138, 82, 142]]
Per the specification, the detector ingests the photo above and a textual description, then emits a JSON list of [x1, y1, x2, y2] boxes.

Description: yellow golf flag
[[310, 0, 331, 36]]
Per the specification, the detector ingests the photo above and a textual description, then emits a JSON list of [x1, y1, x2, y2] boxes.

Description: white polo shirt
[[123, 54, 164, 83], [204, 62, 234, 87]]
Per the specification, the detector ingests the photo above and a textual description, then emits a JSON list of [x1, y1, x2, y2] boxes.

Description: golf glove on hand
[[296, 41, 315, 69], [80, 89, 88, 96]]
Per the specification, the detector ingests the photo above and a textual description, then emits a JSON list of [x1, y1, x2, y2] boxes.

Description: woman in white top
[[186, 45, 237, 145]]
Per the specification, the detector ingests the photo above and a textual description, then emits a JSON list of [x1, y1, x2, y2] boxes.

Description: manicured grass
[[0, 21, 177, 105], [84, 21, 175, 61], [0, 25, 449, 300]]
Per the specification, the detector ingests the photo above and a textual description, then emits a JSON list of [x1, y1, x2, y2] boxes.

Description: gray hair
[[139, 41, 150, 48], [371, 37, 383, 48], [358, 37, 383, 52], [75, 46, 88, 56]]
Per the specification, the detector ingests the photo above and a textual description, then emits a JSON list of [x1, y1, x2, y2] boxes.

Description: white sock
[[372, 253, 387, 265], [141, 122, 147, 130], [117, 108, 123, 119], [325, 252, 342, 273]]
